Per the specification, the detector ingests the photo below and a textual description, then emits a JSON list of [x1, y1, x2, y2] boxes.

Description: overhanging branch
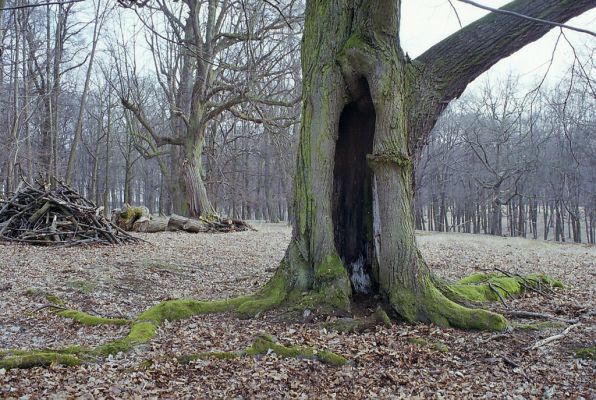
[[417, 0, 596, 103], [457, 0, 596, 38]]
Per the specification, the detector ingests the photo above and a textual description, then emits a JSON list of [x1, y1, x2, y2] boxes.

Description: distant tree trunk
[[103, 89, 113, 217], [181, 134, 215, 219], [490, 185, 502, 235], [264, 134, 280, 223], [530, 195, 538, 240], [65, 0, 103, 185]]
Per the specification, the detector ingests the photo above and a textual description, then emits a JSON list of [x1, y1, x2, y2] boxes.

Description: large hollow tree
[[257, 0, 596, 330]]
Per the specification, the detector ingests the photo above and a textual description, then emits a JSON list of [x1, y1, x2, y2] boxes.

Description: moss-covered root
[[95, 277, 289, 357], [178, 333, 348, 366], [5, 278, 291, 370], [446, 273, 563, 304], [39, 293, 130, 326], [390, 283, 508, 331], [0, 347, 88, 370], [246, 333, 348, 366], [324, 306, 392, 333], [94, 298, 244, 356], [55, 309, 130, 326], [0, 353, 81, 370]]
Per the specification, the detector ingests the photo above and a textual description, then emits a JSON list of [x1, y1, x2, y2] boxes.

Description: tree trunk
[[257, 0, 594, 332], [181, 136, 216, 219], [267, 0, 514, 331]]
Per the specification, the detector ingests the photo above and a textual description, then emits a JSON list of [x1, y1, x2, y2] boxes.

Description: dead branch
[[528, 324, 581, 350], [0, 179, 141, 246]]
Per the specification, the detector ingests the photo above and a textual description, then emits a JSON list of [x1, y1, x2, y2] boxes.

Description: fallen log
[[113, 206, 255, 234], [143, 216, 169, 233]]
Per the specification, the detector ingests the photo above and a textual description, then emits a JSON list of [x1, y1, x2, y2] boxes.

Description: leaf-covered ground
[[1, 224, 594, 399]]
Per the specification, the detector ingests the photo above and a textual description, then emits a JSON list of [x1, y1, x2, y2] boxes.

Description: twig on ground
[[507, 310, 578, 324], [528, 323, 581, 350]]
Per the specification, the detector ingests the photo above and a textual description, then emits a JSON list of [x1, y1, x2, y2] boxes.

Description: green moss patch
[[572, 347, 595, 360], [449, 273, 563, 303], [55, 309, 129, 326]]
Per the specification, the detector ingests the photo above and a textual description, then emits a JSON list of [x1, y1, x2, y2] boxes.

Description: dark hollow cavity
[[332, 79, 376, 293]]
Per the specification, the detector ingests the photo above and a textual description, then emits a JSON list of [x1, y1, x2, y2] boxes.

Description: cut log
[[113, 204, 150, 231], [165, 214, 254, 233], [132, 216, 150, 232], [167, 214, 188, 231], [143, 217, 169, 233]]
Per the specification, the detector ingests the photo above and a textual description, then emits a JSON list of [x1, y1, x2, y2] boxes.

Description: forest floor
[[0, 223, 594, 399]]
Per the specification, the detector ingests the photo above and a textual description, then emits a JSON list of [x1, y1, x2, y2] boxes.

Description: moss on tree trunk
[[265, 0, 581, 330]]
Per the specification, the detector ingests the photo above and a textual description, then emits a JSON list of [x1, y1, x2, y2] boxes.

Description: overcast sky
[[105, 1, 596, 93], [400, 0, 596, 91]]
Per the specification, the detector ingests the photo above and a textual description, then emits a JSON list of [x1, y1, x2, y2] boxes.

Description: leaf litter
[[0, 224, 594, 399]]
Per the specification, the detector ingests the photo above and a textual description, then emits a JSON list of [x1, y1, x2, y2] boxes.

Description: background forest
[[0, 0, 594, 242]]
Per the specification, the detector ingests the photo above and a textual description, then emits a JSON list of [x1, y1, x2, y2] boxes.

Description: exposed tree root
[[443, 273, 563, 305], [324, 307, 391, 333], [528, 323, 581, 350], [507, 310, 577, 324], [0, 347, 89, 370], [53, 309, 130, 326], [387, 272, 564, 332], [36, 292, 130, 326], [178, 333, 348, 366], [3, 270, 564, 370], [390, 282, 509, 331], [2, 276, 290, 370]]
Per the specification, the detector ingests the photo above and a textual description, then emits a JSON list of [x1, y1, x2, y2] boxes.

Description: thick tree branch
[[457, 0, 596, 37], [121, 98, 183, 147], [417, 0, 596, 103]]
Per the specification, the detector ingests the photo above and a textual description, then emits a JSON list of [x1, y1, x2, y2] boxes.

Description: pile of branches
[[0, 180, 141, 246]]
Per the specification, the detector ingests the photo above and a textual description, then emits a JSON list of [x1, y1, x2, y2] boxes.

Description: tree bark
[[265, 0, 594, 330], [181, 135, 216, 219]]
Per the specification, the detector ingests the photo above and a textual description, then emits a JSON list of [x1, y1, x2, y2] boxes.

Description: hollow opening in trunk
[[332, 78, 376, 294]]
